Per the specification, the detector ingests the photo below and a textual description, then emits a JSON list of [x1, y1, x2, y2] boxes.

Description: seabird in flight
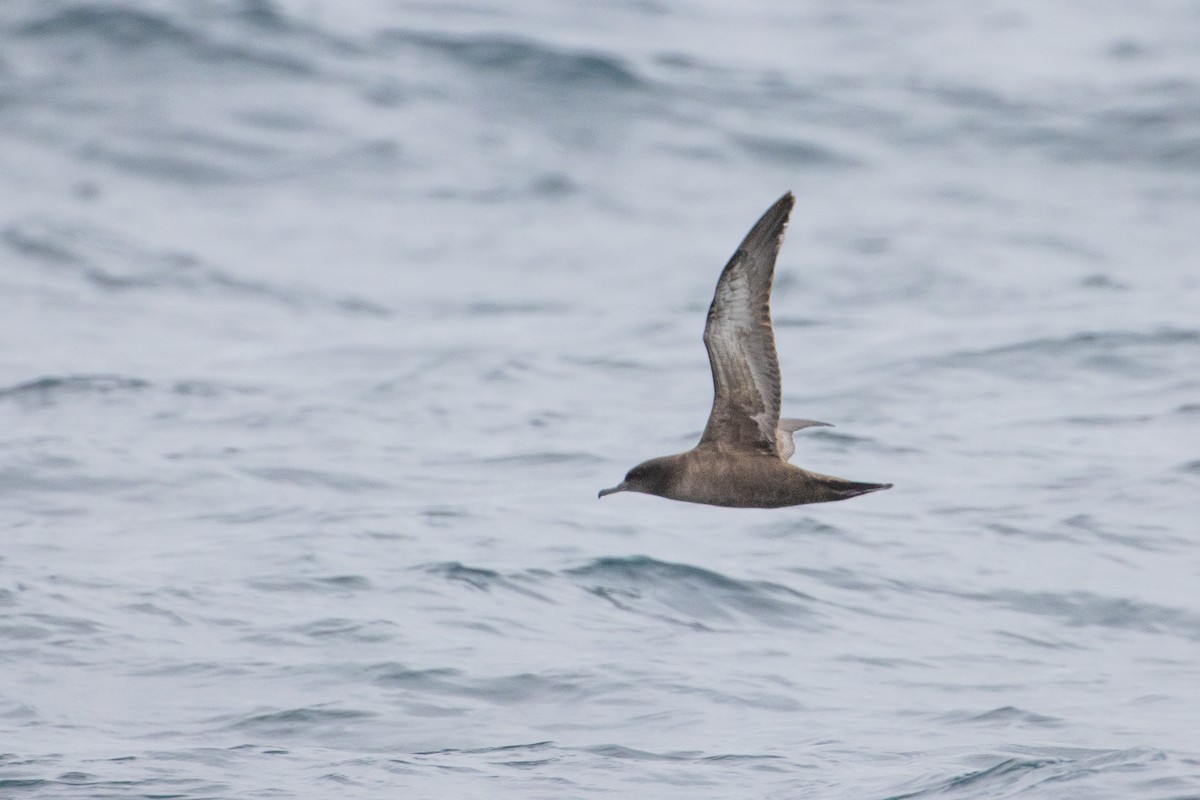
[[599, 192, 892, 508]]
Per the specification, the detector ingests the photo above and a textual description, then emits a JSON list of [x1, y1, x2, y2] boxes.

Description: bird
[[598, 192, 892, 508]]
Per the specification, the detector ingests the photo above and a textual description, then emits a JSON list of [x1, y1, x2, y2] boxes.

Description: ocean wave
[[881, 747, 1168, 800], [245, 574, 374, 594], [420, 561, 552, 601], [731, 132, 860, 167], [0, 452, 142, 496], [566, 556, 819, 630], [224, 705, 376, 734], [1043, 98, 1200, 169], [932, 329, 1200, 380], [0, 374, 150, 403], [478, 452, 604, 466], [375, 29, 645, 92], [986, 589, 1200, 641], [240, 466, 393, 493], [17, 5, 206, 48], [0, 374, 263, 409], [3, 218, 391, 315], [373, 663, 595, 706], [907, 76, 1200, 168], [936, 705, 1064, 729], [13, 3, 316, 76]]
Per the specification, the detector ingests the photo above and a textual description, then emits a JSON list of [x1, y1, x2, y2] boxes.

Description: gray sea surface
[[2, 1, 1200, 797]]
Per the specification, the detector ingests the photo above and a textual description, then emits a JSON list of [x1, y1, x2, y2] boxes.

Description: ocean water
[[2, 0, 1199, 797]]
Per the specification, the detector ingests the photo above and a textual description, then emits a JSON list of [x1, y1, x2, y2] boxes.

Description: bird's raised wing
[[698, 192, 794, 456]]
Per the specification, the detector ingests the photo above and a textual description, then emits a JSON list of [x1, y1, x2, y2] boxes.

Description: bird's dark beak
[[598, 482, 627, 498]]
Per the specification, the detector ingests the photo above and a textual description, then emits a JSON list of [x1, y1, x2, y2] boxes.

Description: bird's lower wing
[[775, 418, 832, 461]]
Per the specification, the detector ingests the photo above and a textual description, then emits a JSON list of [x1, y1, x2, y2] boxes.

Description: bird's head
[[598, 456, 676, 499]]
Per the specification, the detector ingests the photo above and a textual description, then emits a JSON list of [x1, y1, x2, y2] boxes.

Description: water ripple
[[566, 556, 820, 630], [3, 219, 391, 315], [15, 4, 315, 76], [985, 591, 1200, 641], [933, 329, 1200, 381], [376, 30, 645, 91]]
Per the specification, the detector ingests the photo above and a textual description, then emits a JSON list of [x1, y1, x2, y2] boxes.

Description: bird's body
[[599, 192, 891, 508], [615, 446, 891, 508]]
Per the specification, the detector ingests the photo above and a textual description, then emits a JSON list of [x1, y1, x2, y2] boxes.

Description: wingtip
[[752, 192, 795, 242]]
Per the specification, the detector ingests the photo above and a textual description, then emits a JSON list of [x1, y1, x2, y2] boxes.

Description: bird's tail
[[811, 473, 894, 502]]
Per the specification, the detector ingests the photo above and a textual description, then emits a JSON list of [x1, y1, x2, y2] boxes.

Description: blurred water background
[[2, 0, 1200, 797]]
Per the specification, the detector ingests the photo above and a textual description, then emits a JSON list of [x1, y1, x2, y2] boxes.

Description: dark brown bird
[[599, 192, 892, 508]]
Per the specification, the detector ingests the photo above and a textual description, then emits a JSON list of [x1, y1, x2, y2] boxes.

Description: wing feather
[[698, 193, 794, 455]]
